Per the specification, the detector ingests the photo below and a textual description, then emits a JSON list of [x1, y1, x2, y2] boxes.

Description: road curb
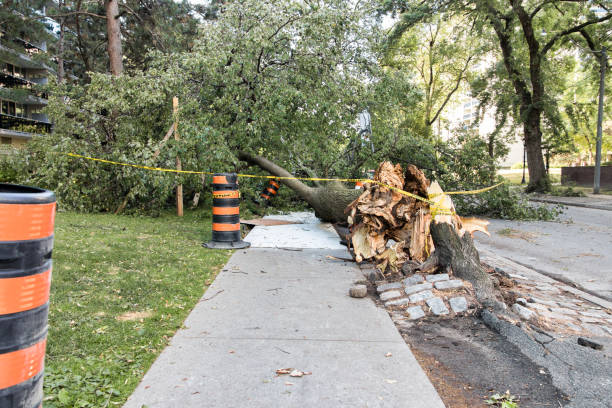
[[529, 197, 612, 212]]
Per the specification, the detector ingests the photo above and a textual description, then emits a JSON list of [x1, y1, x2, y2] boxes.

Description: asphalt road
[[474, 205, 612, 302]]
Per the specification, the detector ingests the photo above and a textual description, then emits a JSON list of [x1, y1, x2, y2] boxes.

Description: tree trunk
[[238, 153, 360, 223], [523, 107, 549, 192], [105, 0, 123, 76], [429, 222, 502, 310], [56, 2, 65, 83]]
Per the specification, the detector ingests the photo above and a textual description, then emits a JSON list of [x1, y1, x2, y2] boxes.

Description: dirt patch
[[397, 316, 568, 408], [116, 311, 153, 321], [496, 228, 540, 242]]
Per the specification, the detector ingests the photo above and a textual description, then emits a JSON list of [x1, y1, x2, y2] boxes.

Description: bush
[[550, 185, 586, 197], [452, 182, 562, 220]]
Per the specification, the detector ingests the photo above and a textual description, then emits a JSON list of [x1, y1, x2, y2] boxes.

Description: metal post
[[594, 47, 607, 194], [521, 144, 526, 184]]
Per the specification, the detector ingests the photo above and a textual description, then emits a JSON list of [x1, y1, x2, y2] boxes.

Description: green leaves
[[486, 391, 519, 408]]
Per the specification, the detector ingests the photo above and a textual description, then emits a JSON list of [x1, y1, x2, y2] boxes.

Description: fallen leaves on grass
[[115, 311, 153, 321]]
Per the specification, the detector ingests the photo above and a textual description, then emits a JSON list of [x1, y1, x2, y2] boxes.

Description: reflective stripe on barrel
[[0, 269, 51, 316], [0, 203, 55, 242], [0, 339, 46, 389], [212, 207, 239, 215], [260, 179, 280, 202]]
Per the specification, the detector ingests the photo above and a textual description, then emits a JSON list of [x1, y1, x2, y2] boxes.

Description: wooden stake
[[173, 96, 183, 216]]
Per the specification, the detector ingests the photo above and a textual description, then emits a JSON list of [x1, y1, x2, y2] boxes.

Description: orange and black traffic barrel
[[259, 179, 280, 206], [0, 183, 55, 408], [203, 173, 250, 249]]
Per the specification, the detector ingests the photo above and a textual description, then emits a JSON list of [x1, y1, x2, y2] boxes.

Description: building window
[[1, 137, 11, 145]]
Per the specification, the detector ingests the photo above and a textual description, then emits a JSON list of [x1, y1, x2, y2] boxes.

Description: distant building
[[442, 94, 523, 168], [0, 30, 53, 148]]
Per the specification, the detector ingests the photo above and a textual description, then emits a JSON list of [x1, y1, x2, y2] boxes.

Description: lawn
[[43, 210, 231, 407], [500, 171, 561, 185], [500, 172, 612, 195]]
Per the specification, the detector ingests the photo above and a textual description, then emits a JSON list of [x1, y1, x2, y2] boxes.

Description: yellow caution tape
[[64, 153, 503, 205], [66, 153, 211, 175], [428, 181, 505, 197]]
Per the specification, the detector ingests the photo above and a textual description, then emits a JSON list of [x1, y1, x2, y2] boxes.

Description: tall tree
[[383, 13, 480, 137], [105, 0, 123, 75], [475, 1, 610, 191], [381, 0, 612, 192]]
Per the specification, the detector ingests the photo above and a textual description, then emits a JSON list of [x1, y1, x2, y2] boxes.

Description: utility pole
[[594, 47, 607, 194]]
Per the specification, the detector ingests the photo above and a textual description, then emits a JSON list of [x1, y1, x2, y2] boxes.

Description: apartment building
[[0, 31, 52, 148]]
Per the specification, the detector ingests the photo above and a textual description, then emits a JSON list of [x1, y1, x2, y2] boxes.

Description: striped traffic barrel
[[0, 183, 55, 408], [259, 179, 280, 205], [203, 173, 250, 249]]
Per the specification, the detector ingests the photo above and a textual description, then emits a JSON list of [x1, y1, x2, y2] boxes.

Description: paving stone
[[349, 285, 367, 298], [404, 282, 432, 295], [531, 297, 558, 307], [580, 311, 607, 318], [385, 297, 411, 307], [403, 274, 424, 286], [426, 297, 449, 316], [376, 282, 403, 293], [549, 307, 578, 315], [433, 280, 463, 290], [449, 297, 468, 313], [539, 311, 568, 321], [380, 290, 402, 301], [512, 303, 535, 321], [565, 322, 582, 332], [537, 284, 558, 292], [406, 306, 425, 320], [602, 326, 612, 336], [409, 290, 434, 303], [425, 273, 449, 283], [579, 316, 601, 324], [529, 303, 549, 312]]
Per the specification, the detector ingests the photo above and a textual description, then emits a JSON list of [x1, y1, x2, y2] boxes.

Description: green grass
[[43, 210, 231, 407], [501, 172, 560, 185]]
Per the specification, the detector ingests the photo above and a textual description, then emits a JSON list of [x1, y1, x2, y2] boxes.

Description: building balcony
[[0, 73, 48, 99], [0, 113, 51, 136]]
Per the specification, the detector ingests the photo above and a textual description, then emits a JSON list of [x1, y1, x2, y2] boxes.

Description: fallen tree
[[240, 155, 501, 308], [238, 153, 361, 223]]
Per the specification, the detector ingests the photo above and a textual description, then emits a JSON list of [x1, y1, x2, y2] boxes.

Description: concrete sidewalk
[[124, 214, 444, 407], [529, 192, 612, 211]]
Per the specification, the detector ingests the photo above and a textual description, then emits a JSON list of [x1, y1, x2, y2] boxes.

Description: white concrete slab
[[246, 212, 343, 249]]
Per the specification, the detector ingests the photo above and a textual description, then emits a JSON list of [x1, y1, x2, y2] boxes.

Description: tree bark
[[238, 153, 360, 223], [56, 2, 65, 83], [105, 0, 123, 76], [486, 3, 550, 192], [523, 107, 549, 191], [429, 221, 502, 310]]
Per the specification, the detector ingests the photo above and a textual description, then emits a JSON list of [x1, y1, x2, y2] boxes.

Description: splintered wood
[[346, 162, 489, 276]]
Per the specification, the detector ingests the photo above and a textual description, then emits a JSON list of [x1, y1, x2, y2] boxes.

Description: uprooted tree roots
[[240, 155, 502, 309], [345, 162, 501, 308]]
